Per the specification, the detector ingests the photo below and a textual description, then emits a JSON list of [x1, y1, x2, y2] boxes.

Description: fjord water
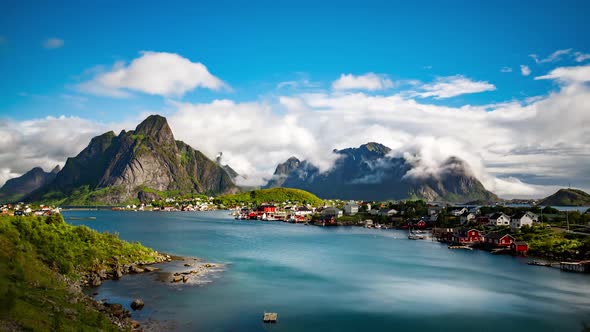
[[64, 210, 590, 332]]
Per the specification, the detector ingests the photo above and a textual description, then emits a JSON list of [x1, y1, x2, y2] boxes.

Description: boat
[[408, 229, 426, 240]]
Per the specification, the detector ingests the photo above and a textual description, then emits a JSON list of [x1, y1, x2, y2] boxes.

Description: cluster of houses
[[1, 203, 60, 216], [235, 204, 314, 222], [438, 206, 540, 230], [433, 227, 529, 255]]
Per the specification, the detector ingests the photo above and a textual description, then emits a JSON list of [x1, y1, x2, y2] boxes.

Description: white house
[[378, 208, 398, 216], [510, 211, 538, 229], [488, 212, 511, 227], [343, 201, 359, 215], [322, 207, 343, 218], [459, 212, 476, 224], [295, 206, 313, 216], [449, 207, 468, 217]]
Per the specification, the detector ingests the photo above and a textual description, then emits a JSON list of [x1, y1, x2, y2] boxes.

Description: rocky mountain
[[26, 115, 238, 204], [0, 166, 60, 202], [539, 188, 590, 206], [265, 142, 498, 203]]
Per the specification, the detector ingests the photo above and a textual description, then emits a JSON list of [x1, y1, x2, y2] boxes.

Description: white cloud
[[332, 73, 394, 91], [500, 67, 513, 73], [520, 65, 531, 76], [43, 38, 64, 49], [3, 66, 590, 199], [574, 51, 590, 62], [534, 65, 590, 83], [0, 116, 112, 186], [412, 75, 496, 99], [530, 49, 572, 64], [78, 51, 227, 97]]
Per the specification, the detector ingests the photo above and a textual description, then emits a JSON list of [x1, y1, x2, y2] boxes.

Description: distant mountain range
[[0, 166, 60, 202], [9, 115, 238, 205], [539, 188, 590, 206], [1, 117, 502, 205], [265, 142, 498, 203]]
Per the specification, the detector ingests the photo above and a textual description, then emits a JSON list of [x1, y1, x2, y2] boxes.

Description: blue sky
[[1, 0, 589, 197], [1, 0, 589, 120]]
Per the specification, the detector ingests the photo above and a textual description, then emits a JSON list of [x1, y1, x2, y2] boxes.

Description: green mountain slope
[[539, 188, 590, 206], [215, 188, 324, 206], [0, 214, 159, 330]]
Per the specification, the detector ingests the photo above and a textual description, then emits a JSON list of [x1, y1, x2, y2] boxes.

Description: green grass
[[513, 225, 590, 260], [214, 187, 324, 206], [39, 185, 140, 206], [0, 214, 158, 330]]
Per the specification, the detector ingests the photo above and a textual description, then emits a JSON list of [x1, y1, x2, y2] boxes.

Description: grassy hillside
[[0, 214, 160, 330], [214, 188, 324, 206], [539, 188, 590, 206]]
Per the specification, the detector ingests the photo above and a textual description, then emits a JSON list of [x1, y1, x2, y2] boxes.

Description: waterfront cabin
[[432, 228, 454, 242], [295, 206, 313, 216], [322, 207, 343, 219], [452, 228, 482, 244], [484, 231, 515, 247], [510, 211, 538, 229], [511, 241, 529, 255], [488, 213, 511, 227]]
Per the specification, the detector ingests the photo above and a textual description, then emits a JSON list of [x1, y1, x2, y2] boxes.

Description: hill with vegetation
[[214, 188, 324, 206], [0, 214, 160, 330], [539, 188, 590, 206]]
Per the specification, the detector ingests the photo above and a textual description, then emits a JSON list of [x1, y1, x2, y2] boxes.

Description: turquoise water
[[64, 210, 590, 332]]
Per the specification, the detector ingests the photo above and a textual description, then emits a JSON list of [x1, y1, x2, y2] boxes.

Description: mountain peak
[[50, 165, 61, 174], [134, 115, 175, 144]]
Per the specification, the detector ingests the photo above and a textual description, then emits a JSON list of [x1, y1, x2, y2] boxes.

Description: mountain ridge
[[25, 115, 238, 205], [265, 143, 498, 203]]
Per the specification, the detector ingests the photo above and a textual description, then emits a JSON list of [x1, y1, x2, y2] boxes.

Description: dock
[[448, 245, 473, 250], [560, 261, 590, 273], [263, 312, 278, 323]]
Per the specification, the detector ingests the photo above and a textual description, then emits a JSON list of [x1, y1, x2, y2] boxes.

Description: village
[[229, 199, 590, 273], [3, 196, 590, 273]]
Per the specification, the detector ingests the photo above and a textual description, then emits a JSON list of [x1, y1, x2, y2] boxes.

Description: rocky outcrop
[[26, 115, 238, 204], [130, 299, 144, 311], [0, 166, 60, 202]]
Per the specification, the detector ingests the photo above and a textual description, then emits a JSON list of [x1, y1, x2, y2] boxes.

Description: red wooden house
[[511, 241, 529, 255], [484, 232, 515, 247], [452, 228, 483, 244]]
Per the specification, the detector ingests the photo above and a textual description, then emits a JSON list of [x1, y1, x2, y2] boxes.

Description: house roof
[[485, 231, 514, 240], [490, 212, 508, 220]]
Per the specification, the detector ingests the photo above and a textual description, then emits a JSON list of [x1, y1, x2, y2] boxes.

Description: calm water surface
[[64, 210, 590, 332]]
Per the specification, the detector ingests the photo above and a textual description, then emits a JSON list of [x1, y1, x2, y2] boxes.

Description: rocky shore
[[81, 254, 223, 331]]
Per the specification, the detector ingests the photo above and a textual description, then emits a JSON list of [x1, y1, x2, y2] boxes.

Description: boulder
[[130, 298, 144, 310], [129, 265, 145, 274], [143, 266, 160, 272], [182, 275, 189, 283], [114, 267, 124, 279], [91, 275, 102, 287], [171, 276, 183, 283]]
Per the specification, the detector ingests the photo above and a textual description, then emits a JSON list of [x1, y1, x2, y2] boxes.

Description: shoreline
[[82, 253, 224, 331]]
